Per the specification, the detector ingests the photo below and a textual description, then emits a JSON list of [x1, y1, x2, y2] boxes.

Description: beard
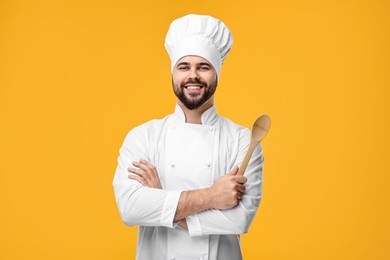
[[172, 77, 218, 110]]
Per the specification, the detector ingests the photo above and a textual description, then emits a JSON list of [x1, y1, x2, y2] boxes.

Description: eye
[[178, 66, 189, 71], [199, 66, 210, 71]]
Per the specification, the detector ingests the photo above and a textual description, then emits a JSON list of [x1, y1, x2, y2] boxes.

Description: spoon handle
[[236, 140, 258, 176]]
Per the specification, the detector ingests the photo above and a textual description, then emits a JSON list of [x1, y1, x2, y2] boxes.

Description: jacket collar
[[173, 103, 219, 126]]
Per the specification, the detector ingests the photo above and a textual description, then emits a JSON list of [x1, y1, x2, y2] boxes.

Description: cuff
[[187, 214, 202, 236], [160, 190, 182, 228]]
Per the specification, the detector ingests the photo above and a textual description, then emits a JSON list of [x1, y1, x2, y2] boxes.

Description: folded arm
[[112, 126, 182, 228], [126, 159, 249, 229], [124, 143, 263, 236]]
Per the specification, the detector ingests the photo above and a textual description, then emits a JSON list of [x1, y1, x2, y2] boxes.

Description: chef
[[113, 14, 264, 260]]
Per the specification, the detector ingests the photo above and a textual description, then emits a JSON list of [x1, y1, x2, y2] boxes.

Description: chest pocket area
[[164, 124, 215, 191]]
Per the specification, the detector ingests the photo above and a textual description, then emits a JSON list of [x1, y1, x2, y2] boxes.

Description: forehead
[[176, 55, 212, 65]]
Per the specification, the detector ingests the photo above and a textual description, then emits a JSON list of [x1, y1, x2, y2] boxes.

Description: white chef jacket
[[113, 104, 263, 260]]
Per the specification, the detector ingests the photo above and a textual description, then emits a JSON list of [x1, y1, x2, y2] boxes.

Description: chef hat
[[165, 14, 233, 78]]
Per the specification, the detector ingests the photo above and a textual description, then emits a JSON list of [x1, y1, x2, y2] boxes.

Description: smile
[[184, 84, 204, 90], [187, 86, 201, 90], [184, 84, 204, 94]]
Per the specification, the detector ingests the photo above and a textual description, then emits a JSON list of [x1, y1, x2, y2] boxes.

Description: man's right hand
[[207, 166, 247, 210]]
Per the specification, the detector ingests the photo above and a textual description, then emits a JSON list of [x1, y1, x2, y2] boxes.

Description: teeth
[[187, 86, 201, 90], [187, 86, 200, 90]]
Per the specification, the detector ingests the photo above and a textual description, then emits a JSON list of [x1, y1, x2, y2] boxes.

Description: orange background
[[1, 0, 389, 259]]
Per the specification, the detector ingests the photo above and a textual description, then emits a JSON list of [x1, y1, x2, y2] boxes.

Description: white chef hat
[[164, 14, 233, 78]]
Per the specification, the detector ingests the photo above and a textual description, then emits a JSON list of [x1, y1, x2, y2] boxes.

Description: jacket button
[[170, 164, 175, 168], [206, 163, 211, 168], [170, 257, 175, 260]]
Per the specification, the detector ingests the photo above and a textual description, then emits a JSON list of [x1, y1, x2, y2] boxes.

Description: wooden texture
[[237, 115, 271, 176]]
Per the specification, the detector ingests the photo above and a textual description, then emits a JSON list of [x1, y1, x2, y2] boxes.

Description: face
[[172, 56, 218, 110]]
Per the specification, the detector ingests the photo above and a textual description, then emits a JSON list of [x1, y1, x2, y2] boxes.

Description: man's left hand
[[178, 219, 187, 229], [128, 160, 162, 189]]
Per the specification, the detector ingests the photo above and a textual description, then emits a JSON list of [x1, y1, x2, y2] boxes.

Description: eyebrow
[[176, 62, 212, 67], [197, 62, 211, 67], [176, 62, 190, 66]]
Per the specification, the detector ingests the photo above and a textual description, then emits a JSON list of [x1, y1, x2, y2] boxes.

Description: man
[[113, 14, 264, 260]]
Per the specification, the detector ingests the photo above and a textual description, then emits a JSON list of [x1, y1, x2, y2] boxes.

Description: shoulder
[[123, 114, 173, 143], [218, 116, 250, 140]]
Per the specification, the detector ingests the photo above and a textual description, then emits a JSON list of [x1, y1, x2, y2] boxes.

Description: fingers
[[229, 167, 246, 183], [140, 159, 155, 169], [232, 174, 246, 197], [128, 173, 148, 186], [127, 165, 143, 176], [229, 166, 239, 175], [132, 160, 153, 170], [237, 184, 245, 194], [128, 166, 148, 185], [136, 160, 157, 175], [235, 185, 245, 202], [129, 161, 154, 180], [235, 176, 247, 184], [128, 160, 161, 189]]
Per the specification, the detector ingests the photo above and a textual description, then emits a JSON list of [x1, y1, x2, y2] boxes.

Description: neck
[[177, 98, 214, 124]]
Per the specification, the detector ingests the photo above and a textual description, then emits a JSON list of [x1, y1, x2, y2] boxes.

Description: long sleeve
[[112, 125, 182, 228], [186, 129, 264, 236]]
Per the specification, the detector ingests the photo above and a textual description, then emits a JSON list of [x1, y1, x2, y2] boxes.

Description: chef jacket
[[113, 104, 263, 260]]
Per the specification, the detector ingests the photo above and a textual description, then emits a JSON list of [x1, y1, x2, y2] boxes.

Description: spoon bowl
[[252, 115, 271, 142]]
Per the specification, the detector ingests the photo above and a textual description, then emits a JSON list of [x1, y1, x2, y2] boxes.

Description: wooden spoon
[[237, 115, 271, 176]]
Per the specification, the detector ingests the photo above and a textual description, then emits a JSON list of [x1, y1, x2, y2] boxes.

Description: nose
[[188, 67, 200, 80]]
